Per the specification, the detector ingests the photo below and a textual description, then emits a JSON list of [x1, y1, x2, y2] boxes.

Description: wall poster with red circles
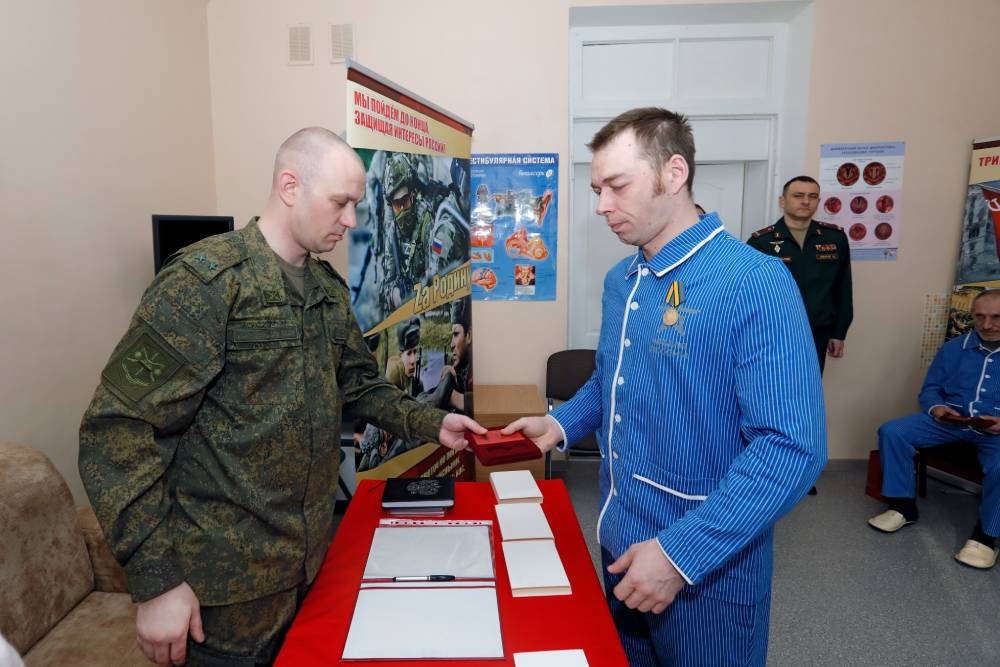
[[815, 141, 904, 261]]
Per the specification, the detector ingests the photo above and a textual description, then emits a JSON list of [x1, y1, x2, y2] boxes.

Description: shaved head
[[272, 127, 358, 190]]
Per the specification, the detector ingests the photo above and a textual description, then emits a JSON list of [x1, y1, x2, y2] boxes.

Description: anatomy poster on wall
[[345, 60, 475, 481], [815, 141, 904, 261], [468, 153, 558, 301]]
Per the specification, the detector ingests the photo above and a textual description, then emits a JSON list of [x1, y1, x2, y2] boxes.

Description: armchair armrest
[[76, 506, 129, 594]]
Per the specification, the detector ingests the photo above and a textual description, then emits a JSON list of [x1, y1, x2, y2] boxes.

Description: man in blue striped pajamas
[[505, 108, 826, 666], [868, 289, 1000, 570]]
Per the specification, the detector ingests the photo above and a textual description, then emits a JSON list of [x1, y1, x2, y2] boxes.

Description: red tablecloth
[[276, 479, 627, 666]]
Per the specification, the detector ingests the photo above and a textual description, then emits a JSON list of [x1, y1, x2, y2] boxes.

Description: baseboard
[[824, 458, 867, 471], [925, 467, 982, 495]]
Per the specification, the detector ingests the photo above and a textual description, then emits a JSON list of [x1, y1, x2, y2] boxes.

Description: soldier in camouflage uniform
[[370, 153, 469, 317], [78, 128, 484, 666], [438, 297, 473, 414], [385, 317, 423, 397]]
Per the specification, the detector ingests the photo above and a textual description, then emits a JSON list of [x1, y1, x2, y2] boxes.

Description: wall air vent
[[288, 25, 313, 66], [330, 23, 355, 62]]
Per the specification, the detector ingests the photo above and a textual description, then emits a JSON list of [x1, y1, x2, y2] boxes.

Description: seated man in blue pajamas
[[503, 107, 826, 667], [868, 289, 1000, 570]]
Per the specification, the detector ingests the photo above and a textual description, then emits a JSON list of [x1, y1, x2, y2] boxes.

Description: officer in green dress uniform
[[747, 175, 853, 374], [748, 175, 852, 497], [79, 127, 485, 666]]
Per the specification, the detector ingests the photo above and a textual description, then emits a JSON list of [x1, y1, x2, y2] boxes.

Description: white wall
[[0, 0, 217, 502]]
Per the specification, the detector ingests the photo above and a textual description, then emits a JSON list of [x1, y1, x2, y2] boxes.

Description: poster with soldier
[[948, 136, 1000, 340], [345, 61, 475, 480]]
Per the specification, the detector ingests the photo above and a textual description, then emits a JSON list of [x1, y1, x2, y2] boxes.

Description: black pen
[[392, 575, 455, 582]]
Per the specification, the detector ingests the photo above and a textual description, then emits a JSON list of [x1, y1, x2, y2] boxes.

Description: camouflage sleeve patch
[[101, 326, 187, 405]]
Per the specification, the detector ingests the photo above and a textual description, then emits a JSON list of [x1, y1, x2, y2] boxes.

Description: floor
[[558, 460, 1000, 666]]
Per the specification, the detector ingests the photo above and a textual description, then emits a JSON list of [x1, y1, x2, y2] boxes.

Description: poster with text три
[[947, 136, 1000, 340], [469, 153, 558, 301], [815, 141, 904, 261], [345, 59, 475, 481]]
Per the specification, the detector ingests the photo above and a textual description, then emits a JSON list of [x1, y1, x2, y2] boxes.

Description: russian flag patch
[[432, 238, 443, 254]]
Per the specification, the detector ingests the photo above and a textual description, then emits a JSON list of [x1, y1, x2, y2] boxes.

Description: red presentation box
[[466, 428, 542, 466]]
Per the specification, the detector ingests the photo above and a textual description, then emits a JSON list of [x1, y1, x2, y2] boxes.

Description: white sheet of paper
[[495, 502, 553, 541], [342, 586, 503, 659], [514, 649, 590, 666], [362, 525, 494, 579]]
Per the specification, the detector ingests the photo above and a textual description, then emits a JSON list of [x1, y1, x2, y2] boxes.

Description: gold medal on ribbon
[[663, 280, 684, 327]]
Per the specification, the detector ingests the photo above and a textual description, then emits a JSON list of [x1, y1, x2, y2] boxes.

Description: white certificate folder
[[343, 521, 504, 660]]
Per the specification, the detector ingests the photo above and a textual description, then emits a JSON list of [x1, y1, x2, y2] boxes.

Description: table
[[472, 384, 548, 481], [276, 480, 627, 666]]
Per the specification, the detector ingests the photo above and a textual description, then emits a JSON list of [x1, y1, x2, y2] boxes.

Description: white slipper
[[867, 509, 913, 533], [955, 539, 999, 569]]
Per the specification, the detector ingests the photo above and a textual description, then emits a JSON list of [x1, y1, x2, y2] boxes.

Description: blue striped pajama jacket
[[552, 214, 826, 665]]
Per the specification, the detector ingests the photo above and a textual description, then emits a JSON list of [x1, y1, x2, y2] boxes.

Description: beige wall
[[806, 0, 1000, 458], [0, 0, 217, 502], [6, 0, 1000, 501], [207, 0, 1000, 461]]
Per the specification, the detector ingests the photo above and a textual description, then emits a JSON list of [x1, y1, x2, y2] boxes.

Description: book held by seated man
[[381, 476, 455, 516]]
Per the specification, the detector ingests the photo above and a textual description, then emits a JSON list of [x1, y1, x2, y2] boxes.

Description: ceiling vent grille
[[330, 24, 355, 62], [288, 25, 313, 66]]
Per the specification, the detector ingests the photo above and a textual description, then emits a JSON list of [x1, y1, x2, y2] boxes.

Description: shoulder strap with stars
[[751, 225, 776, 239], [180, 232, 248, 283]]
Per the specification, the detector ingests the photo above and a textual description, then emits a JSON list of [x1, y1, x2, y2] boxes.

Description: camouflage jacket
[[79, 219, 445, 605]]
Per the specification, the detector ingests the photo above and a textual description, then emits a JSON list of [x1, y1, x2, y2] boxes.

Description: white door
[[568, 161, 746, 349], [693, 162, 745, 238]]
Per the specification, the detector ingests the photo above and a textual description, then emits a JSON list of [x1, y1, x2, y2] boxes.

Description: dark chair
[[916, 442, 983, 498], [546, 349, 601, 459]]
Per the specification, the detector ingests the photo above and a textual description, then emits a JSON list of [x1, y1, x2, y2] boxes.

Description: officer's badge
[[102, 329, 184, 404], [771, 240, 784, 253]]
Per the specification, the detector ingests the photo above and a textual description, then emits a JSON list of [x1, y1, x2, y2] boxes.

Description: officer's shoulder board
[[750, 225, 776, 239], [817, 221, 844, 233], [179, 232, 248, 283]]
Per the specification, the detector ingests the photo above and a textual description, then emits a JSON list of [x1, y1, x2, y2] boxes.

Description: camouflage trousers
[[185, 580, 309, 666]]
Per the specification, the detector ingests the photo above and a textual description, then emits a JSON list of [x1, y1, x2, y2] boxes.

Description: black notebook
[[382, 476, 456, 509]]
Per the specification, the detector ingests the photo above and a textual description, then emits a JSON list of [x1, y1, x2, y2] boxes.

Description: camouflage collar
[[306, 259, 339, 306], [241, 218, 288, 306]]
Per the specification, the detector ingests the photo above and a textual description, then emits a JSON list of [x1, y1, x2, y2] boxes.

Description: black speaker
[[151, 214, 235, 274]]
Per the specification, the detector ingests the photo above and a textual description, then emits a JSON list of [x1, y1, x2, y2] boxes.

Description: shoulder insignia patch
[[751, 225, 776, 238], [180, 233, 247, 283], [102, 328, 185, 404]]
